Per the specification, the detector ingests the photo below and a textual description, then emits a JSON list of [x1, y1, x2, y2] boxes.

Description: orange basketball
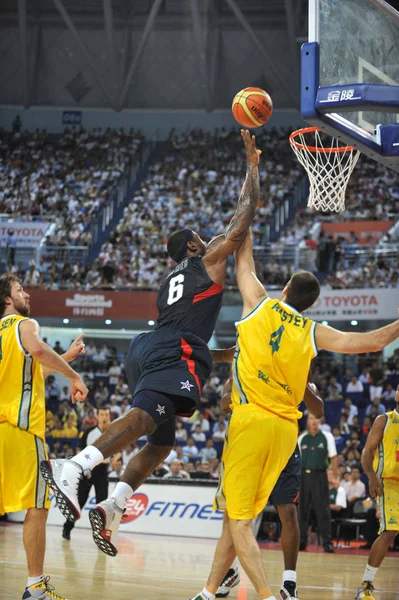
[[232, 87, 273, 128]]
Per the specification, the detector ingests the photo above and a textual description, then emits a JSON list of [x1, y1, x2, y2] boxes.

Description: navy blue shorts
[[269, 445, 301, 506], [126, 327, 212, 418], [132, 390, 177, 447]]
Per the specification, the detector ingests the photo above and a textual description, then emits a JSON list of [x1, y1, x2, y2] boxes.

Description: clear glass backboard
[[302, 0, 399, 171]]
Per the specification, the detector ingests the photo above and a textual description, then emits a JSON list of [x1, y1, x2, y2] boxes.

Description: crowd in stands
[[44, 336, 399, 492], [0, 125, 144, 257], [1, 124, 397, 290]]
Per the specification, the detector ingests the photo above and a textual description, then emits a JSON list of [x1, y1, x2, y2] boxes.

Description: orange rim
[[289, 126, 356, 153]]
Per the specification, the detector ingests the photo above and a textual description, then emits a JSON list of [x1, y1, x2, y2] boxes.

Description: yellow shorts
[[0, 422, 50, 514], [379, 478, 399, 533], [214, 404, 297, 520]]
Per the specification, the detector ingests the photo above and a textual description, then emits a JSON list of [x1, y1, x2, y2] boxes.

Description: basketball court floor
[[1, 523, 399, 599]]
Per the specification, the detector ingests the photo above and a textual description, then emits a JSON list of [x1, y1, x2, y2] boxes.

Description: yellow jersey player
[[355, 384, 399, 600], [0, 274, 88, 600], [190, 231, 399, 600]]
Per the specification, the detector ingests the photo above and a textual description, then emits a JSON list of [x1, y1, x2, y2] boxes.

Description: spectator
[[53, 341, 65, 355], [82, 408, 97, 431], [192, 424, 206, 443], [350, 416, 362, 436], [366, 397, 386, 416], [182, 438, 199, 461], [108, 456, 123, 479], [95, 380, 110, 405], [339, 414, 350, 435], [108, 359, 122, 386], [60, 386, 70, 403], [327, 384, 343, 402], [45, 375, 60, 410], [165, 445, 189, 465], [332, 426, 345, 454], [359, 367, 371, 385], [344, 449, 360, 469], [198, 439, 218, 462], [343, 466, 366, 506], [209, 457, 220, 480], [346, 375, 364, 393], [152, 462, 169, 478], [191, 413, 210, 434], [382, 383, 396, 403], [108, 396, 122, 419], [212, 415, 228, 435], [362, 416, 372, 436], [122, 443, 139, 470], [163, 459, 190, 480], [328, 469, 347, 515], [213, 422, 227, 442], [63, 414, 79, 438], [120, 397, 132, 416], [369, 361, 385, 401], [343, 397, 358, 426], [319, 417, 332, 433], [328, 376, 343, 395], [175, 420, 188, 442]]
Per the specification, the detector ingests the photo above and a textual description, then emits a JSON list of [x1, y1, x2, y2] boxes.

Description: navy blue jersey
[[155, 257, 223, 343]]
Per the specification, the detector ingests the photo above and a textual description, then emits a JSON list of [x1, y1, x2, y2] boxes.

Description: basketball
[[232, 87, 273, 128]]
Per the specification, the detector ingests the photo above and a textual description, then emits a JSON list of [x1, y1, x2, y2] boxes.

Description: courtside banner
[[0, 221, 50, 247], [303, 288, 399, 321], [26, 289, 158, 320], [41, 482, 224, 539]]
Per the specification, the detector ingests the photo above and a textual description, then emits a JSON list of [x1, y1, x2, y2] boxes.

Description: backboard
[[302, 0, 399, 172]]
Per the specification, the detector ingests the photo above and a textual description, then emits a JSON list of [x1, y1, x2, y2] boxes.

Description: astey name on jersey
[[167, 258, 189, 279]]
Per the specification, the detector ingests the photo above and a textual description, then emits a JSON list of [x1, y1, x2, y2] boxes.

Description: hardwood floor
[[1, 523, 398, 599]]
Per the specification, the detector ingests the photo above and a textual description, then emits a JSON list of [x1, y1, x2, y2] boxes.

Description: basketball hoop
[[289, 127, 361, 212]]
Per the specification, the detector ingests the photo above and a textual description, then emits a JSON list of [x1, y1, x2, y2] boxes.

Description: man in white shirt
[[346, 376, 364, 394], [343, 466, 366, 506], [182, 438, 199, 461], [328, 469, 347, 515], [343, 398, 358, 426], [163, 459, 190, 480], [108, 360, 122, 386], [192, 424, 206, 442]]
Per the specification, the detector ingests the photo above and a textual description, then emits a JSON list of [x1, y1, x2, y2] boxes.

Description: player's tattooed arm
[[203, 130, 261, 272]]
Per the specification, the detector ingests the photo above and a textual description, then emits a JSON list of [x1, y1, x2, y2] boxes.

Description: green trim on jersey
[[17, 354, 33, 430], [232, 337, 249, 405]]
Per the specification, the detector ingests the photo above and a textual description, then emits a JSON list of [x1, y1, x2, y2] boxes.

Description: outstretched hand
[[241, 129, 262, 166], [64, 333, 85, 363]]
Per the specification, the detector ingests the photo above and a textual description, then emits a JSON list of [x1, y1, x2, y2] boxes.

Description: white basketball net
[[290, 128, 361, 212]]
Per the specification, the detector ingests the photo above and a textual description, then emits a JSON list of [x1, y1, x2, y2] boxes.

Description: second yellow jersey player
[[373, 408, 399, 532], [0, 314, 49, 514], [215, 296, 317, 519]]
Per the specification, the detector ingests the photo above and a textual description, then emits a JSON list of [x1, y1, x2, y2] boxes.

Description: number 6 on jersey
[[167, 274, 185, 306]]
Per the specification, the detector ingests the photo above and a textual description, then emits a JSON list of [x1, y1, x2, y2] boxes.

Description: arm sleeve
[[325, 431, 337, 458]]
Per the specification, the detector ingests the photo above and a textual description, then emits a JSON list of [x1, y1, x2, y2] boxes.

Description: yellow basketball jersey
[[232, 297, 317, 421], [374, 410, 399, 481], [0, 314, 45, 440]]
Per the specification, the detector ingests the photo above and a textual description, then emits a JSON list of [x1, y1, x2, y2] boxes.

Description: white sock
[[111, 482, 134, 510], [27, 575, 43, 587], [201, 589, 215, 600], [262, 596, 277, 600], [283, 570, 297, 584], [72, 446, 104, 471], [363, 564, 378, 582]]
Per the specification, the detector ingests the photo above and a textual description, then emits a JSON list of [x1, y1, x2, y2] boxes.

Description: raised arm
[[203, 130, 261, 279], [361, 414, 387, 498], [316, 318, 399, 354], [235, 228, 267, 317]]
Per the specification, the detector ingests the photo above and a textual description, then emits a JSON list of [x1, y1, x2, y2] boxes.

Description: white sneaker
[[22, 576, 68, 599], [40, 459, 83, 521], [89, 499, 124, 557], [216, 559, 240, 598]]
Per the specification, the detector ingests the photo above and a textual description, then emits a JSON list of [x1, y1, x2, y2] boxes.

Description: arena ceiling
[[0, 0, 398, 111]]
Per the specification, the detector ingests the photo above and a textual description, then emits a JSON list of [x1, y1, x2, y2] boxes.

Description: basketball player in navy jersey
[[41, 129, 262, 556]]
